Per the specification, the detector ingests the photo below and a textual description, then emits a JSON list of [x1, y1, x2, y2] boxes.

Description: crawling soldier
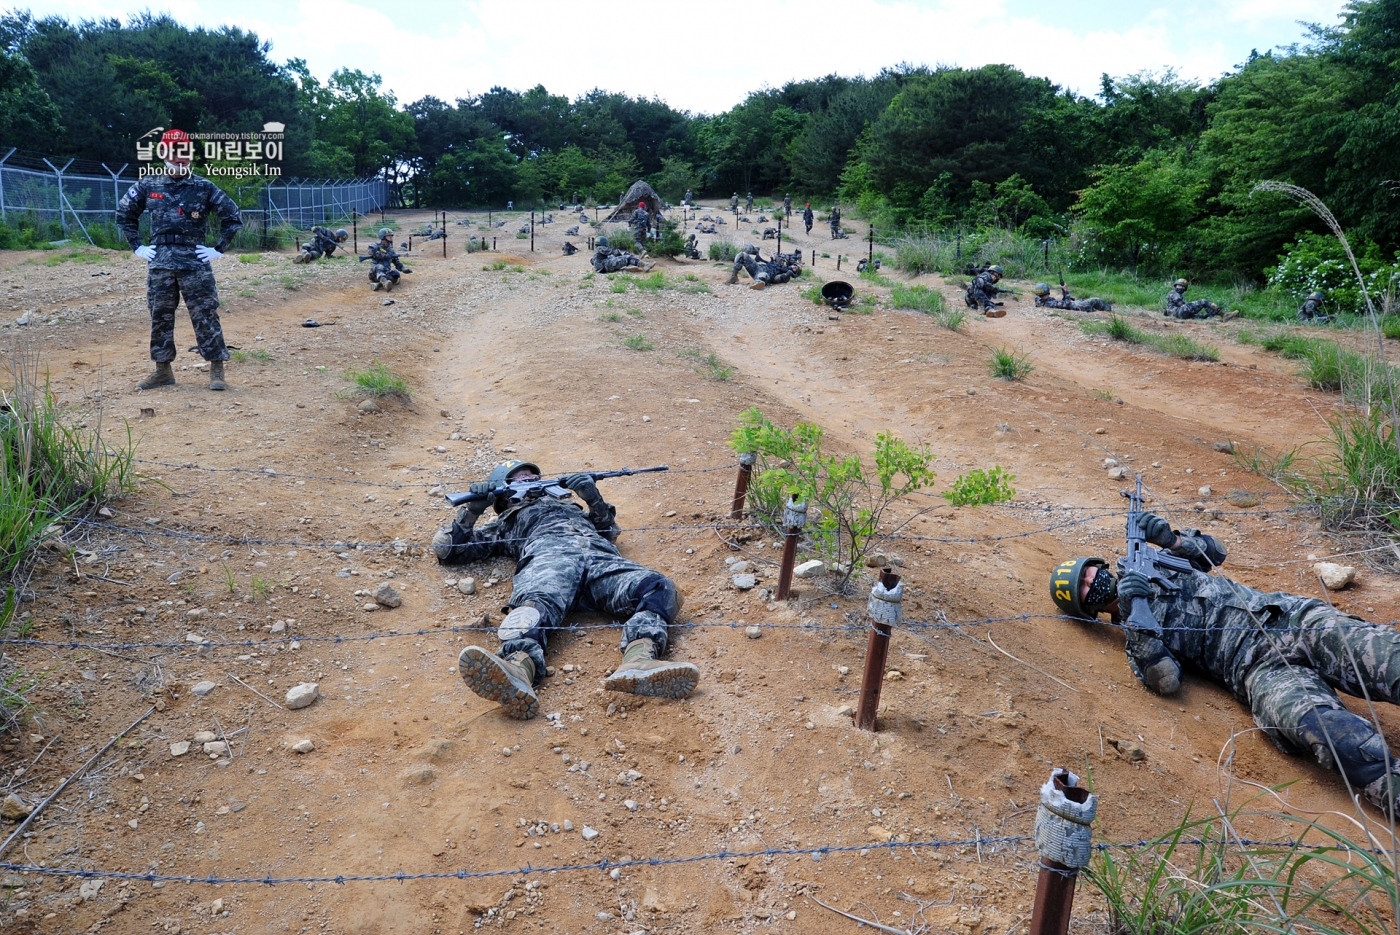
[[433, 459, 701, 719], [294, 226, 348, 264]]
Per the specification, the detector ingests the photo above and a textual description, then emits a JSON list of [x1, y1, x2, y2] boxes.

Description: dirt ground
[[0, 204, 1394, 935]]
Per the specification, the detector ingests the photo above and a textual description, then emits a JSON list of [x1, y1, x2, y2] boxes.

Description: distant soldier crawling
[[829, 205, 843, 239], [294, 226, 348, 264], [803, 203, 814, 235], [425, 226, 447, 242], [726, 246, 799, 287], [964, 265, 1008, 317], [629, 203, 652, 251], [591, 240, 651, 273], [565, 225, 580, 236], [433, 459, 700, 719], [365, 229, 411, 291], [562, 242, 578, 256], [1165, 278, 1235, 320], [116, 128, 242, 393], [1052, 515, 1400, 814], [1032, 282, 1111, 312], [762, 227, 778, 240], [1298, 291, 1332, 324]]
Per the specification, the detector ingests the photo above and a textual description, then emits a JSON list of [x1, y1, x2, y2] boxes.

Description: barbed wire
[[0, 833, 1390, 888]]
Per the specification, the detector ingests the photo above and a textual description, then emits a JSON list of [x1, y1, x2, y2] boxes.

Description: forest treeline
[[2, 1, 1400, 280]]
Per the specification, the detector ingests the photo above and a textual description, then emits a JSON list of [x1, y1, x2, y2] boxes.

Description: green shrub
[[1155, 333, 1220, 361], [705, 353, 732, 381], [650, 219, 686, 258], [605, 229, 638, 254], [708, 239, 738, 262], [1382, 316, 1400, 340], [623, 334, 653, 351], [989, 346, 1034, 381], [729, 408, 935, 590], [943, 466, 1016, 506]]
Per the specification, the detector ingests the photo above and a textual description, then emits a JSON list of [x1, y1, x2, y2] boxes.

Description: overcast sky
[[12, 0, 1347, 113]]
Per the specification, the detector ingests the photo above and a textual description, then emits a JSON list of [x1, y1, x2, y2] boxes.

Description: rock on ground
[[1315, 562, 1356, 591], [191, 680, 217, 697], [286, 682, 320, 709], [372, 582, 402, 608], [794, 560, 824, 578], [1, 793, 31, 821]]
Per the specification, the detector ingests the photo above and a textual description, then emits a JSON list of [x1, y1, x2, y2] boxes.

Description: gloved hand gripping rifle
[[1118, 475, 1196, 634], [445, 466, 669, 508]]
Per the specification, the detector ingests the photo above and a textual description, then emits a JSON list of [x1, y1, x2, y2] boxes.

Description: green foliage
[[1084, 315, 1220, 360], [605, 229, 638, 254], [704, 354, 732, 381], [651, 219, 687, 258], [989, 346, 1034, 381], [0, 48, 63, 149], [0, 346, 137, 586], [728, 408, 936, 590], [1074, 151, 1205, 273], [622, 334, 653, 351], [1155, 332, 1220, 361], [1267, 231, 1400, 316], [890, 283, 945, 315], [943, 466, 1016, 506], [231, 348, 272, 364], [708, 239, 738, 262], [344, 360, 409, 399]]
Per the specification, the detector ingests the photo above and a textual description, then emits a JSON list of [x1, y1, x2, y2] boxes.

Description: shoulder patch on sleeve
[[126, 185, 139, 200]]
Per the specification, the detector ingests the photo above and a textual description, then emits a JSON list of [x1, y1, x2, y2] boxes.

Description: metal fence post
[[0, 148, 13, 222], [774, 496, 807, 601], [730, 451, 756, 519], [1029, 769, 1098, 935], [856, 569, 902, 731]]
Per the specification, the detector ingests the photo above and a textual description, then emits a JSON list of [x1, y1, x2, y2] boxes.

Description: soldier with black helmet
[[1051, 514, 1400, 815], [432, 459, 700, 720], [294, 226, 349, 264], [365, 228, 411, 291], [1298, 291, 1332, 324]]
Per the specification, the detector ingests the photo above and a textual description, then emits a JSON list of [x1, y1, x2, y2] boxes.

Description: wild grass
[[708, 239, 738, 262], [705, 353, 733, 381], [890, 283, 946, 315], [1082, 315, 1219, 360], [344, 361, 410, 400], [622, 334, 653, 351], [231, 348, 273, 364], [604, 229, 638, 254], [989, 346, 1034, 381]]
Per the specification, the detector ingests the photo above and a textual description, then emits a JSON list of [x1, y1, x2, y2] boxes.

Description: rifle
[[445, 465, 669, 508], [1118, 475, 1196, 634], [1059, 270, 1069, 300]]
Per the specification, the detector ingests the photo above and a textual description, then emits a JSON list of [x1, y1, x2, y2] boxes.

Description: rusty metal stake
[[730, 451, 756, 519], [530, 210, 535, 252], [856, 569, 902, 731], [1029, 770, 1096, 935], [774, 495, 807, 601], [352, 213, 357, 253]]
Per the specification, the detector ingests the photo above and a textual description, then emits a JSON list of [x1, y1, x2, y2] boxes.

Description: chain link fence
[[0, 147, 387, 248]]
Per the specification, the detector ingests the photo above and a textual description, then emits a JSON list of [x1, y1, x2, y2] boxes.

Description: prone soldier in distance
[[964, 264, 1008, 317], [1052, 505, 1400, 816], [726, 245, 799, 287], [1298, 291, 1332, 324], [294, 226, 348, 264], [590, 238, 652, 273], [433, 460, 700, 719], [117, 128, 242, 393], [1032, 281, 1111, 312], [1166, 278, 1237, 320]]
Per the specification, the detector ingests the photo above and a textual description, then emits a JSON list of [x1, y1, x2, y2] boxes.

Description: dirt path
[[0, 208, 1394, 934]]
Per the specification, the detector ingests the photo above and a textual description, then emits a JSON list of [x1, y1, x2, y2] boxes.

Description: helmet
[[1309, 291, 1325, 302], [485, 459, 541, 513], [1033, 282, 1050, 296], [1049, 557, 1109, 620], [989, 265, 1003, 276], [378, 228, 393, 240], [335, 229, 349, 242], [1173, 278, 1189, 289]]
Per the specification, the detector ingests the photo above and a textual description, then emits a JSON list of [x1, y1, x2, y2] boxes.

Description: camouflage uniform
[[1298, 298, 1332, 323], [964, 271, 1005, 311], [730, 194, 740, 213], [732, 252, 796, 285], [803, 206, 814, 234], [829, 207, 842, 239], [1114, 528, 1400, 809], [367, 242, 406, 286], [1165, 288, 1219, 319], [745, 192, 754, 211], [629, 206, 651, 247], [299, 226, 341, 262], [432, 494, 680, 682], [783, 194, 792, 218], [116, 172, 242, 363], [590, 246, 643, 273], [1035, 291, 1112, 313], [562, 241, 578, 256]]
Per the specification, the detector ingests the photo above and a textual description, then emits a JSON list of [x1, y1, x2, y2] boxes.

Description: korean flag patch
[[126, 185, 138, 200]]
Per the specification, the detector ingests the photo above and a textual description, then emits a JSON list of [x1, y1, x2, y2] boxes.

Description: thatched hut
[[604, 180, 662, 221]]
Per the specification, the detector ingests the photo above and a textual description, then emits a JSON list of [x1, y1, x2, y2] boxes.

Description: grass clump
[[708, 239, 738, 262], [623, 334, 653, 351], [1156, 332, 1220, 362], [890, 283, 945, 315], [705, 353, 733, 381], [345, 360, 410, 400], [231, 348, 272, 364], [989, 346, 1034, 381], [943, 466, 1016, 506], [599, 311, 623, 322]]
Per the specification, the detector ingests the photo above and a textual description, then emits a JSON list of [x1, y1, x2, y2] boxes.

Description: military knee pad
[[1297, 706, 1393, 786], [634, 573, 682, 624], [499, 604, 542, 643]]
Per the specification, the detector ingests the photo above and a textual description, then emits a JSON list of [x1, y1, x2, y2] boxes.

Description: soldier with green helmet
[[965, 265, 1008, 316], [294, 226, 349, 264], [1051, 513, 1400, 815], [1298, 291, 1332, 324], [364, 228, 410, 291], [1032, 282, 1111, 312], [1166, 278, 1236, 320], [433, 459, 700, 720]]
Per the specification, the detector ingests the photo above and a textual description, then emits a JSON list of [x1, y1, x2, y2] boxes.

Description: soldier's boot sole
[[750, 282, 766, 290], [604, 659, 700, 699], [137, 364, 176, 391], [985, 309, 1006, 318], [458, 646, 538, 719], [371, 280, 381, 291]]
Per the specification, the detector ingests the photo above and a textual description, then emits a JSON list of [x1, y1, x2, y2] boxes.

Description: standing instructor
[[117, 129, 242, 392]]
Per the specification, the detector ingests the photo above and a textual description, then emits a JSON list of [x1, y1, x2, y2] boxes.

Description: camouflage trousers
[[1244, 603, 1400, 781], [965, 284, 999, 310], [147, 266, 227, 362], [500, 536, 679, 679], [1071, 298, 1112, 312], [1166, 299, 1218, 319]]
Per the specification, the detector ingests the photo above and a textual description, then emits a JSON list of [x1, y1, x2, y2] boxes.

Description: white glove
[[134, 245, 156, 262], [195, 245, 223, 263]]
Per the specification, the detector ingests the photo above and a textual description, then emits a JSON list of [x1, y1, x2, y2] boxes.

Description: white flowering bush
[[1267, 231, 1400, 315]]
